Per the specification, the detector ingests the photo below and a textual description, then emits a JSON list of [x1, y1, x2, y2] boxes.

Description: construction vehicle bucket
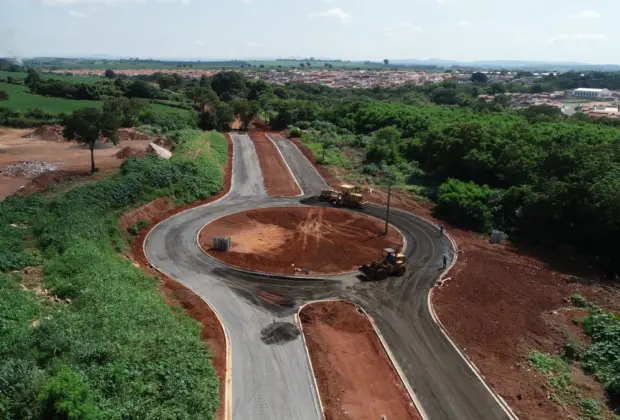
[[359, 264, 373, 277]]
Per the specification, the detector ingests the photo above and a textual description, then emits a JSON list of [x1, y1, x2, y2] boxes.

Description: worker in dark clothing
[[442, 254, 448, 269], [439, 224, 445, 237]]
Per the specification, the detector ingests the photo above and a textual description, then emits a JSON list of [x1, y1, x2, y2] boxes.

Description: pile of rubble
[[0, 161, 58, 177], [23, 125, 65, 142]]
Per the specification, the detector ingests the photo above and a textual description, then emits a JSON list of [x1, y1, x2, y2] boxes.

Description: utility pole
[[384, 180, 392, 235]]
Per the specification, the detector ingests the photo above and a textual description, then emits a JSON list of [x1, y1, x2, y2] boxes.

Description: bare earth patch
[[300, 301, 422, 420], [199, 206, 403, 275]]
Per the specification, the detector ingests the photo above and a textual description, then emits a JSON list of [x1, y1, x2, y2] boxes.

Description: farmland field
[[0, 82, 192, 116], [0, 71, 103, 83], [0, 82, 102, 113]]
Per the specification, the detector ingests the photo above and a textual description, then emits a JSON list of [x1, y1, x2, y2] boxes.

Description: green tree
[[0, 90, 8, 101], [125, 80, 159, 99], [104, 69, 116, 79], [210, 71, 247, 98], [62, 108, 120, 173], [232, 100, 260, 130], [384, 59, 389, 66], [435, 179, 499, 232], [215, 102, 235, 129], [102, 97, 148, 127], [24, 68, 41, 89], [471, 72, 488, 83]]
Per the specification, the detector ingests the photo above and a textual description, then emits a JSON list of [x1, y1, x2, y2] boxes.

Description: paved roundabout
[[145, 133, 514, 420]]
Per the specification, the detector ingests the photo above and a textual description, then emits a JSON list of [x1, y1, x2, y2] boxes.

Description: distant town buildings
[[572, 88, 612, 99]]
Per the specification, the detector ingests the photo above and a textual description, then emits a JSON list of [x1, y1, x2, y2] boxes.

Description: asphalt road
[[145, 133, 512, 420]]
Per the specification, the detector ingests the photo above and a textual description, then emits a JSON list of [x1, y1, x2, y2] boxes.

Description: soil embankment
[[199, 206, 403, 275], [248, 132, 301, 196], [300, 301, 422, 420]]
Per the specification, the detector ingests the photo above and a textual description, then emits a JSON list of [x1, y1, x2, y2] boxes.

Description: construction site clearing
[[300, 301, 422, 420], [0, 127, 154, 200], [199, 206, 403, 276], [0, 126, 173, 201]]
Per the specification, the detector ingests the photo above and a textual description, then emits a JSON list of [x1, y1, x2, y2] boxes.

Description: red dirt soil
[[125, 134, 233, 420], [287, 136, 620, 419], [199, 206, 403, 275], [0, 128, 151, 200], [300, 301, 422, 420], [248, 132, 301, 197]]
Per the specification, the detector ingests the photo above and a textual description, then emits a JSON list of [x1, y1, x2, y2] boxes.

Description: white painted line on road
[[265, 133, 304, 197]]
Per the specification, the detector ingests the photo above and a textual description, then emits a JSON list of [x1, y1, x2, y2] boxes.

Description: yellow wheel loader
[[318, 184, 367, 209], [360, 248, 407, 281]]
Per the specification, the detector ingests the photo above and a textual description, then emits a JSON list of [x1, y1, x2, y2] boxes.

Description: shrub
[[570, 292, 588, 308], [434, 179, 500, 233], [288, 126, 302, 138]]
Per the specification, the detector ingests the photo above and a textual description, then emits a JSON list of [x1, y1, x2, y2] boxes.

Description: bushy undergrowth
[[580, 312, 620, 398], [0, 130, 226, 419]]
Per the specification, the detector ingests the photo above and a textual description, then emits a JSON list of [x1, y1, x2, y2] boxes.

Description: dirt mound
[[114, 146, 147, 160], [23, 125, 65, 142], [0, 160, 58, 177], [117, 128, 150, 142], [199, 206, 403, 275], [301, 301, 421, 420]]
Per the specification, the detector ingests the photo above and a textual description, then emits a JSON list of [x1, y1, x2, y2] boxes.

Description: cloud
[[247, 41, 262, 48], [68, 10, 86, 17], [308, 8, 351, 24], [43, 0, 190, 4], [193, 40, 205, 46], [548, 33, 606, 42], [456, 20, 470, 27], [568, 10, 601, 19]]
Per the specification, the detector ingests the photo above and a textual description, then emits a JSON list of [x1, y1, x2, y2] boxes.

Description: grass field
[[0, 82, 102, 113], [0, 82, 192, 116], [0, 71, 103, 83]]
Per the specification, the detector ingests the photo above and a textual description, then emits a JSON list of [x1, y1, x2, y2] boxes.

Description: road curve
[[145, 133, 512, 420]]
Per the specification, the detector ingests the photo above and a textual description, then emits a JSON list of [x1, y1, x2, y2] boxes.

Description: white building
[[572, 88, 612, 99]]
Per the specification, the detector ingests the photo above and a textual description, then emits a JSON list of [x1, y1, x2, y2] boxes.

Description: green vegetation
[[0, 70, 103, 83], [529, 350, 575, 400], [0, 130, 227, 419], [0, 82, 102, 113]]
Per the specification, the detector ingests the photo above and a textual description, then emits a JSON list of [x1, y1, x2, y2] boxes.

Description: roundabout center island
[[199, 206, 404, 276]]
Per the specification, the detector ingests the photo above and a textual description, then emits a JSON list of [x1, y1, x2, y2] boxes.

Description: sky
[[1, 0, 618, 64]]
